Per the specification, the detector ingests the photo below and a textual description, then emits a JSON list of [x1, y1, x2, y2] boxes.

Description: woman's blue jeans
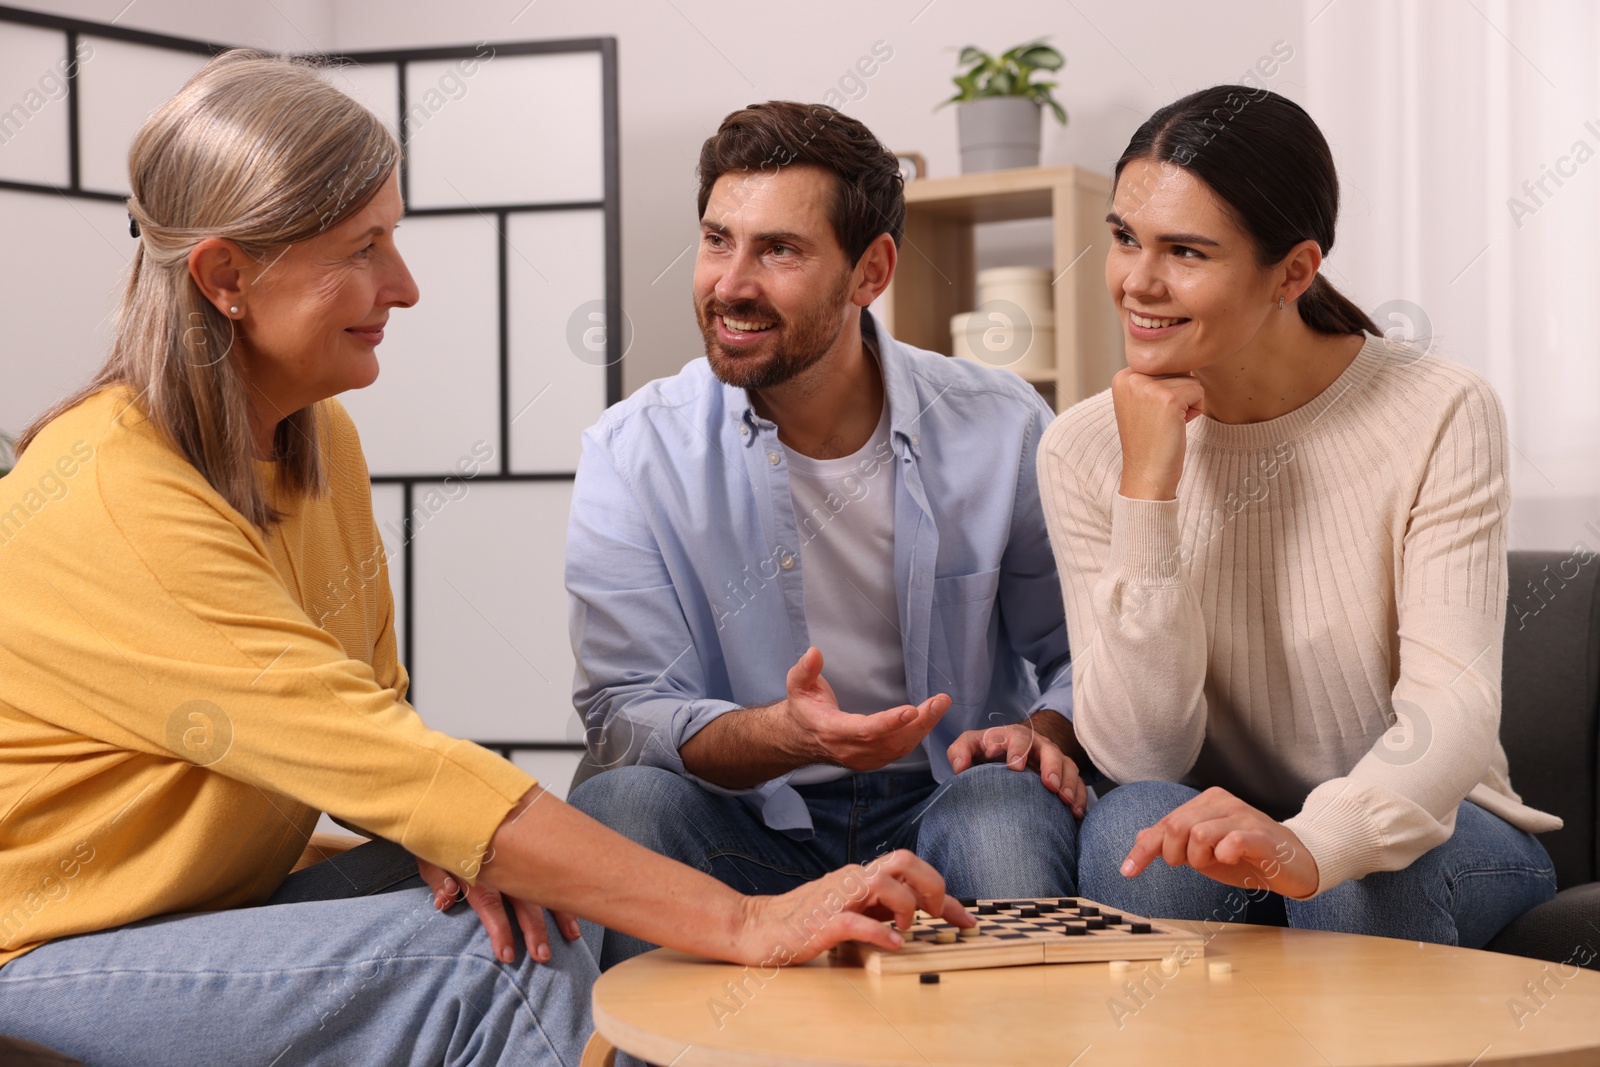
[[0, 838, 596, 1066], [1077, 780, 1557, 947]]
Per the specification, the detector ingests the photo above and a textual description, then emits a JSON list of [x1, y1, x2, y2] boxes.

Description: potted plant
[[940, 38, 1067, 173]]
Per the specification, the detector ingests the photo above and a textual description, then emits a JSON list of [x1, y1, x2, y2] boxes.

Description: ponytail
[[1298, 274, 1377, 336]]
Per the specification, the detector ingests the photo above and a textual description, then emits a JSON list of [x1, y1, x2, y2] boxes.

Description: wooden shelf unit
[[885, 164, 1124, 411]]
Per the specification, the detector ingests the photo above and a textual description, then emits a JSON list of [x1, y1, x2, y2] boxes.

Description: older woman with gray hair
[[0, 50, 966, 1065]]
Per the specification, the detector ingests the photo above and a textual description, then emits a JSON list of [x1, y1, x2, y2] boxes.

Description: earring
[[1278, 296, 1285, 310], [229, 305, 240, 316]]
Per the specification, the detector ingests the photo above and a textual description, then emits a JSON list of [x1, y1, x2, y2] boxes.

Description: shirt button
[[768, 451, 780, 465], [740, 425, 750, 437], [780, 555, 795, 570], [911, 435, 920, 447]]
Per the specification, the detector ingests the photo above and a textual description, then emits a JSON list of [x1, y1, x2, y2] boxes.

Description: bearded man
[[565, 102, 1084, 970]]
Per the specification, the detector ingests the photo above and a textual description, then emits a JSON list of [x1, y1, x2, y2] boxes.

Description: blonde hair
[[18, 49, 398, 528]]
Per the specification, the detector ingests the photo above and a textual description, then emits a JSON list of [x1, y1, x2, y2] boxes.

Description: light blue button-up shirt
[[566, 312, 1073, 835]]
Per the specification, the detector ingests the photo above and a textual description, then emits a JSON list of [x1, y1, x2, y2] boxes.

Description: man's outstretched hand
[[782, 646, 950, 771], [680, 646, 950, 788]]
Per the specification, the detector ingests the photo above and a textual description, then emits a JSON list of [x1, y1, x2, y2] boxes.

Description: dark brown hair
[[1116, 85, 1378, 336], [696, 101, 904, 265]]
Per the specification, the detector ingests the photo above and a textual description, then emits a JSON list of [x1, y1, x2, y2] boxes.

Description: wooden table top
[[592, 921, 1600, 1066]]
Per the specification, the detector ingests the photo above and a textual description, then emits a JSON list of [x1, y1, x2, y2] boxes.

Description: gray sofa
[[1486, 550, 1600, 967]]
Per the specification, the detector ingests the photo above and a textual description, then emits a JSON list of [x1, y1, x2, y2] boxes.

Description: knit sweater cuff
[[400, 739, 537, 887], [1109, 493, 1184, 584], [1282, 789, 1388, 898]]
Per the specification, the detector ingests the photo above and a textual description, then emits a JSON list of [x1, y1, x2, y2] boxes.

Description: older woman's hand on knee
[[416, 857, 581, 966]]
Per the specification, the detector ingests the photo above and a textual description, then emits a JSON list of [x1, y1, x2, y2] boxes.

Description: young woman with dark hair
[[1039, 86, 1559, 945]]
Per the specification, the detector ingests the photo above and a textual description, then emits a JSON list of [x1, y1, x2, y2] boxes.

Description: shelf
[[903, 165, 1077, 223], [886, 164, 1123, 412]]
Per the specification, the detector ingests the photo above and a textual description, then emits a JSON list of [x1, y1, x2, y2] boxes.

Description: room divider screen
[[0, 5, 621, 786]]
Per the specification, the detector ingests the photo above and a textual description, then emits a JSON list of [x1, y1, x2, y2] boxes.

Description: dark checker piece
[[994, 933, 1030, 940], [1104, 914, 1123, 924], [1130, 922, 1153, 934], [959, 898, 978, 908], [1062, 925, 1086, 936], [1019, 908, 1039, 918], [921, 973, 941, 984], [1077, 906, 1100, 917], [1086, 918, 1107, 930], [978, 905, 998, 915]]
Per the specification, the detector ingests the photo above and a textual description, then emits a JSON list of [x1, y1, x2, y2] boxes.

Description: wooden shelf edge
[[904, 163, 1108, 203]]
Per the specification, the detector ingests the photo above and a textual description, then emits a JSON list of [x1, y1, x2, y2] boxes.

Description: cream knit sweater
[[1038, 336, 1561, 895]]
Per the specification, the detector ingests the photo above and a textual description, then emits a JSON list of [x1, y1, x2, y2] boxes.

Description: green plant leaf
[[1017, 45, 1065, 70], [948, 36, 1068, 112], [949, 70, 981, 98]]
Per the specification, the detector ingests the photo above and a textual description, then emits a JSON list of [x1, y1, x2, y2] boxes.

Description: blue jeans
[[1077, 780, 1557, 947], [0, 839, 596, 1066], [568, 763, 1080, 970]]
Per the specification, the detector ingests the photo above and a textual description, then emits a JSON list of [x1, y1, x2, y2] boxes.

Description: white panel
[[411, 480, 574, 742], [0, 25, 70, 186], [368, 482, 407, 658], [339, 214, 499, 475], [324, 61, 399, 140], [406, 51, 603, 209], [510, 750, 583, 800], [0, 191, 127, 435], [76, 38, 208, 196], [507, 210, 608, 473]]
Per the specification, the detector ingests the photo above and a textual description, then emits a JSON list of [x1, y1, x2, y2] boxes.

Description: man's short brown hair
[[696, 101, 905, 265]]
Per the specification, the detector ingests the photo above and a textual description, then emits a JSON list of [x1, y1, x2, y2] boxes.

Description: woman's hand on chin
[[1119, 786, 1320, 899], [1111, 367, 1206, 501]]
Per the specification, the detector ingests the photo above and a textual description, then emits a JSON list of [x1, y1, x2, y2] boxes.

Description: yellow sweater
[[0, 387, 534, 965]]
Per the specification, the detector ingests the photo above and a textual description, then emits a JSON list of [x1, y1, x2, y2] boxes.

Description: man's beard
[[697, 270, 854, 390]]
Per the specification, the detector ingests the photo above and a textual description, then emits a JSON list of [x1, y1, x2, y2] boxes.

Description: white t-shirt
[[784, 400, 927, 785]]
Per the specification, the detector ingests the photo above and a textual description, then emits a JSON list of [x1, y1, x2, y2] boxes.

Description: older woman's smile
[[345, 319, 387, 345]]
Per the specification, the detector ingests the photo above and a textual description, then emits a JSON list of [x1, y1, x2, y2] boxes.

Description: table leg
[[580, 1031, 616, 1067]]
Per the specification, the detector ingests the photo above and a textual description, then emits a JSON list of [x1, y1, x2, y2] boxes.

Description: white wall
[[12, 0, 333, 52]]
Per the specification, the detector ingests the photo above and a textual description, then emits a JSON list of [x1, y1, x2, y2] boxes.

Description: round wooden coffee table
[[588, 922, 1600, 1065]]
